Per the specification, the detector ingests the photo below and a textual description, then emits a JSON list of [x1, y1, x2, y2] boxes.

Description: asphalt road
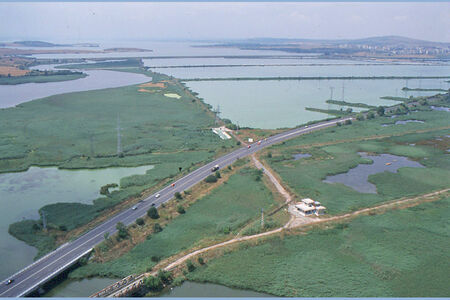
[[0, 116, 352, 297]]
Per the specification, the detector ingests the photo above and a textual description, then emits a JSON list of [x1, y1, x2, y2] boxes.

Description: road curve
[[0, 116, 352, 297]]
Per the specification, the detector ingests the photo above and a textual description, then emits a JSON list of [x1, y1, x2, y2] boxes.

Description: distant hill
[[214, 36, 450, 47], [0, 41, 99, 48]]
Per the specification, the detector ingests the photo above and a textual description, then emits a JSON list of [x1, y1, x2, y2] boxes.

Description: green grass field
[[188, 196, 450, 297], [263, 109, 450, 214], [4, 69, 236, 257], [0, 70, 232, 173], [70, 168, 277, 278]]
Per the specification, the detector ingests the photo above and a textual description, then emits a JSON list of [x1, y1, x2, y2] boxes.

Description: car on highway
[[211, 164, 220, 172], [5, 279, 14, 285], [155, 193, 160, 198], [257, 140, 261, 145], [132, 205, 138, 210], [171, 183, 175, 187], [247, 145, 251, 149]]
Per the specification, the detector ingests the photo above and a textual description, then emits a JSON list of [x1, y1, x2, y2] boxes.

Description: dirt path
[[98, 186, 449, 297]]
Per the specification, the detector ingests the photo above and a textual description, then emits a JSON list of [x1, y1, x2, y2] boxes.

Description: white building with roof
[[295, 198, 326, 216]]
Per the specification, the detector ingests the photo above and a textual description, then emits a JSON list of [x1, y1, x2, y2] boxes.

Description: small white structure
[[302, 198, 315, 207], [295, 198, 326, 217], [295, 203, 316, 216], [212, 127, 232, 140], [248, 138, 254, 143], [315, 206, 327, 216]]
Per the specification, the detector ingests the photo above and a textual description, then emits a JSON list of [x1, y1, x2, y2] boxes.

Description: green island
[[325, 99, 376, 109], [0, 70, 86, 85], [55, 58, 143, 70]]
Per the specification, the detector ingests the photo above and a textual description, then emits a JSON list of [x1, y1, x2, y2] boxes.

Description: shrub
[[344, 119, 352, 125], [186, 259, 196, 272], [175, 192, 182, 200], [215, 171, 221, 179], [367, 111, 375, 119], [116, 222, 129, 240], [236, 141, 241, 146], [59, 225, 67, 231], [177, 205, 186, 214], [377, 106, 385, 116], [204, 175, 218, 183], [147, 207, 159, 219], [144, 276, 163, 291], [267, 152, 272, 158], [198, 257, 205, 265], [136, 218, 145, 226], [356, 114, 365, 121], [153, 223, 162, 233], [157, 270, 172, 285]]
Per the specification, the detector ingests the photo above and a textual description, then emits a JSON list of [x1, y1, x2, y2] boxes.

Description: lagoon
[[0, 165, 154, 280], [186, 78, 445, 129]]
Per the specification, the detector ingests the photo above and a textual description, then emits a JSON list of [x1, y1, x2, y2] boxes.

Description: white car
[[155, 193, 160, 198], [132, 206, 138, 210]]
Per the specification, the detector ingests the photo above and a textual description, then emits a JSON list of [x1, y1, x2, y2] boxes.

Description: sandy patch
[[164, 93, 181, 99], [138, 88, 158, 93], [0, 66, 29, 77], [139, 82, 166, 88]]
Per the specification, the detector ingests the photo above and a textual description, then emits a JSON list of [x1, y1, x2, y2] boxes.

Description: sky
[[0, 2, 449, 43]]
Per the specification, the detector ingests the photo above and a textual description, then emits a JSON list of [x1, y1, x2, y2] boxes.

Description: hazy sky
[[1, 2, 449, 43]]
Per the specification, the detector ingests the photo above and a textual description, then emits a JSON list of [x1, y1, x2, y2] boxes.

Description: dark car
[[5, 279, 14, 285]]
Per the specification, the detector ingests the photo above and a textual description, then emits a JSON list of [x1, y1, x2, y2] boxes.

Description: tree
[[153, 223, 162, 233], [175, 192, 182, 200], [346, 108, 353, 113], [344, 119, 352, 125], [177, 205, 186, 214], [116, 222, 129, 240], [204, 175, 218, 183], [144, 276, 163, 291], [147, 207, 159, 219], [377, 106, 385, 116], [267, 152, 272, 158], [198, 257, 205, 265], [215, 171, 221, 179], [356, 114, 365, 121], [367, 111, 375, 119], [136, 218, 145, 226], [157, 270, 172, 285], [104, 232, 110, 241], [186, 259, 196, 272]]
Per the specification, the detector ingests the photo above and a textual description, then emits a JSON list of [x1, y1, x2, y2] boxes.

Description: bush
[[367, 112, 375, 119], [136, 218, 145, 226], [204, 175, 218, 183], [377, 106, 385, 116], [177, 205, 186, 214], [116, 222, 129, 240], [144, 276, 163, 291], [147, 207, 159, 219], [344, 119, 352, 125], [267, 152, 272, 158], [157, 270, 172, 284], [175, 192, 182, 200], [215, 171, 221, 179], [236, 141, 241, 146], [198, 257, 205, 265], [356, 114, 365, 121], [59, 225, 67, 231], [153, 223, 162, 233], [186, 259, 196, 272]]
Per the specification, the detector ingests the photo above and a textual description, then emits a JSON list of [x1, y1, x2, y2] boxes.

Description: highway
[[0, 116, 352, 297]]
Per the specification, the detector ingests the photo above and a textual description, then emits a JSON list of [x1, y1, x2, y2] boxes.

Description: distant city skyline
[[1, 2, 449, 43]]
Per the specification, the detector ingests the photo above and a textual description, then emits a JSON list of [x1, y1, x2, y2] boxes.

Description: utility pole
[[261, 208, 264, 229], [214, 104, 221, 126], [117, 115, 122, 156]]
